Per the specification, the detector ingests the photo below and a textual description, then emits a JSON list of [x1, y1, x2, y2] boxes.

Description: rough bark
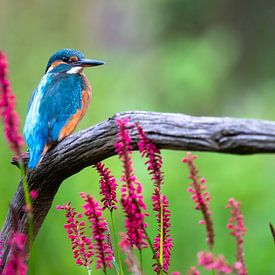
[[1, 110, 275, 269]]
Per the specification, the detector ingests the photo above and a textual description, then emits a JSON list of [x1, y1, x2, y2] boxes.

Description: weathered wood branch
[[1, 110, 275, 270]]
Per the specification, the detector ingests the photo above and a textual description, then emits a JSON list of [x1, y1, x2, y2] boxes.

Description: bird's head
[[45, 48, 104, 74]]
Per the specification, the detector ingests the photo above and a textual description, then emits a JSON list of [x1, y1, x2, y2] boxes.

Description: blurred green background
[[1, 0, 275, 274]]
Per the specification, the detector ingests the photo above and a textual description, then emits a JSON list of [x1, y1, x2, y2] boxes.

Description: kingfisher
[[23, 48, 104, 169]]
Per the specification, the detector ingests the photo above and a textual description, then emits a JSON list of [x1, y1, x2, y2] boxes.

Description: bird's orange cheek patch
[[47, 61, 66, 73], [52, 60, 66, 67]]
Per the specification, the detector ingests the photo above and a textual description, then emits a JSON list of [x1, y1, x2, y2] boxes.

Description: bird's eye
[[62, 57, 70, 62]]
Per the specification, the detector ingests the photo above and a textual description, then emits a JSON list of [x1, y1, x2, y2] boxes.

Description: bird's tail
[[28, 146, 44, 169]]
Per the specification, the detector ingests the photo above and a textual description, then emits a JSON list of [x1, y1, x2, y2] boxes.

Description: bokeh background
[[1, 1, 275, 274]]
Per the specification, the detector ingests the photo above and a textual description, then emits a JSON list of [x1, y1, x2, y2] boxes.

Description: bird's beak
[[72, 59, 105, 67]]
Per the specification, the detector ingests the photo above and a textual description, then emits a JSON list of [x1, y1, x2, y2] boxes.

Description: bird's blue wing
[[23, 73, 83, 168], [39, 73, 83, 141]]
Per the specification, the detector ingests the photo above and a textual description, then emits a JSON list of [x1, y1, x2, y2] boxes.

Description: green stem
[[143, 228, 163, 273], [87, 268, 92, 275], [110, 211, 124, 275], [19, 161, 33, 249]]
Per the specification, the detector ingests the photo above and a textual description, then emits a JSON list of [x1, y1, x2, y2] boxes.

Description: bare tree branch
[[1, 110, 275, 269]]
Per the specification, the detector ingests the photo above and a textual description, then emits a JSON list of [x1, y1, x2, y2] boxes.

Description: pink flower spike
[[115, 118, 148, 250], [152, 189, 173, 274], [56, 202, 93, 270], [4, 232, 28, 275], [95, 162, 118, 211], [182, 152, 214, 249], [136, 123, 164, 189], [0, 51, 24, 156], [226, 198, 247, 275], [136, 123, 173, 272], [80, 193, 113, 272]]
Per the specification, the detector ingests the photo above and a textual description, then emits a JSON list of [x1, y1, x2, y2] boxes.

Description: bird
[[23, 48, 104, 169]]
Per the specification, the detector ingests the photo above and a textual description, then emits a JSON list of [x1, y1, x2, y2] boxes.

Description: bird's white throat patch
[[66, 66, 83, 74]]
